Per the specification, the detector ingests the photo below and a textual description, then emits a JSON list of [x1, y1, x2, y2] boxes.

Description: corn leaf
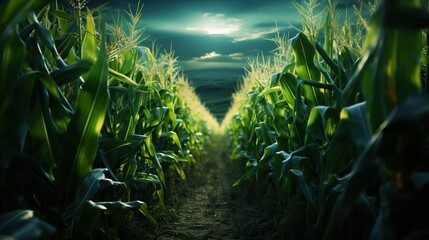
[[81, 10, 97, 63], [64, 168, 108, 221], [306, 106, 339, 142], [57, 21, 109, 205], [75, 201, 105, 236], [0, 0, 49, 29], [0, 210, 55, 239], [12, 154, 57, 198], [361, 1, 422, 133], [0, 72, 34, 185], [278, 72, 298, 111], [290, 169, 317, 209], [324, 102, 369, 179], [143, 136, 166, 188], [291, 32, 323, 106], [157, 152, 186, 180], [108, 67, 138, 86], [94, 200, 157, 226], [0, 27, 25, 115], [51, 60, 92, 86]]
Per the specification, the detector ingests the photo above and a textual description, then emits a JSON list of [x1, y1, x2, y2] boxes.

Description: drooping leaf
[[51, 60, 92, 86], [0, 210, 55, 239], [64, 168, 108, 221], [289, 169, 317, 209], [108, 67, 138, 86], [75, 200, 105, 236], [94, 200, 157, 226], [157, 152, 186, 180]]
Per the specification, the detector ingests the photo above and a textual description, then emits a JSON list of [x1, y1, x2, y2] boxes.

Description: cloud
[[232, 26, 294, 42], [195, 51, 222, 60], [186, 12, 242, 35], [202, 13, 225, 18], [233, 29, 278, 42], [228, 53, 244, 60], [192, 52, 245, 62]]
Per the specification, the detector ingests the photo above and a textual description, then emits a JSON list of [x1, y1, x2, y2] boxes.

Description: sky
[[89, 0, 358, 71]]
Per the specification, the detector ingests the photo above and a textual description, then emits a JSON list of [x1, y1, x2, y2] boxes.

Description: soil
[[149, 134, 243, 240]]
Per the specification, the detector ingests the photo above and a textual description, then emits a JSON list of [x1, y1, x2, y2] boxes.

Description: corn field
[[1, 0, 429, 239]]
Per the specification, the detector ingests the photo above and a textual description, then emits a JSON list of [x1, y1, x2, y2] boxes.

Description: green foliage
[[228, 0, 429, 238], [0, 0, 213, 239]]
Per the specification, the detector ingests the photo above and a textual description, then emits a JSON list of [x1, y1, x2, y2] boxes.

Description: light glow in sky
[[92, 0, 358, 70], [186, 13, 241, 35]]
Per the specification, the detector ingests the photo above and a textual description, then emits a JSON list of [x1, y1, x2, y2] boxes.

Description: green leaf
[[81, 10, 97, 63], [11, 154, 57, 198], [0, 0, 49, 28], [324, 94, 429, 240], [95, 200, 144, 209], [0, 71, 34, 185], [51, 60, 92, 86], [122, 155, 138, 182], [55, 23, 79, 58], [94, 200, 157, 226], [75, 201, 105, 236], [160, 131, 183, 154], [232, 167, 256, 187], [306, 106, 339, 142], [291, 32, 324, 106], [139, 202, 157, 227], [108, 68, 138, 86], [276, 145, 310, 182], [278, 72, 298, 111], [344, 102, 371, 150], [0, 210, 55, 239], [31, 14, 65, 67], [143, 136, 166, 188], [157, 152, 186, 180], [49, 9, 73, 22], [57, 22, 109, 205], [29, 84, 58, 172], [271, 149, 307, 191], [360, 1, 422, 133], [0, 27, 25, 116], [135, 172, 162, 185], [315, 41, 348, 84], [325, 102, 370, 178], [290, 169, 317, 209], [64, 168, 108, 221]]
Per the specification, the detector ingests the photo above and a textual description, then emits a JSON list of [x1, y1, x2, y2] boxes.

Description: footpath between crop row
[[145, 134, 238, 239], [142, 133, 281, 240]]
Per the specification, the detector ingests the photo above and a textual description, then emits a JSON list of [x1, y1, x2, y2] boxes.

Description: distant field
[[184, 68, 244, 122]]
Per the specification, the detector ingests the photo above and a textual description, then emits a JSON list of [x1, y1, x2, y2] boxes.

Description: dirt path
[[152, 134, 240, 240]]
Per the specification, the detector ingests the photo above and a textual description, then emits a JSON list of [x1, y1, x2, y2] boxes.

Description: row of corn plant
[[226, 0, 429, 238], [0, 0, 216, 239]]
